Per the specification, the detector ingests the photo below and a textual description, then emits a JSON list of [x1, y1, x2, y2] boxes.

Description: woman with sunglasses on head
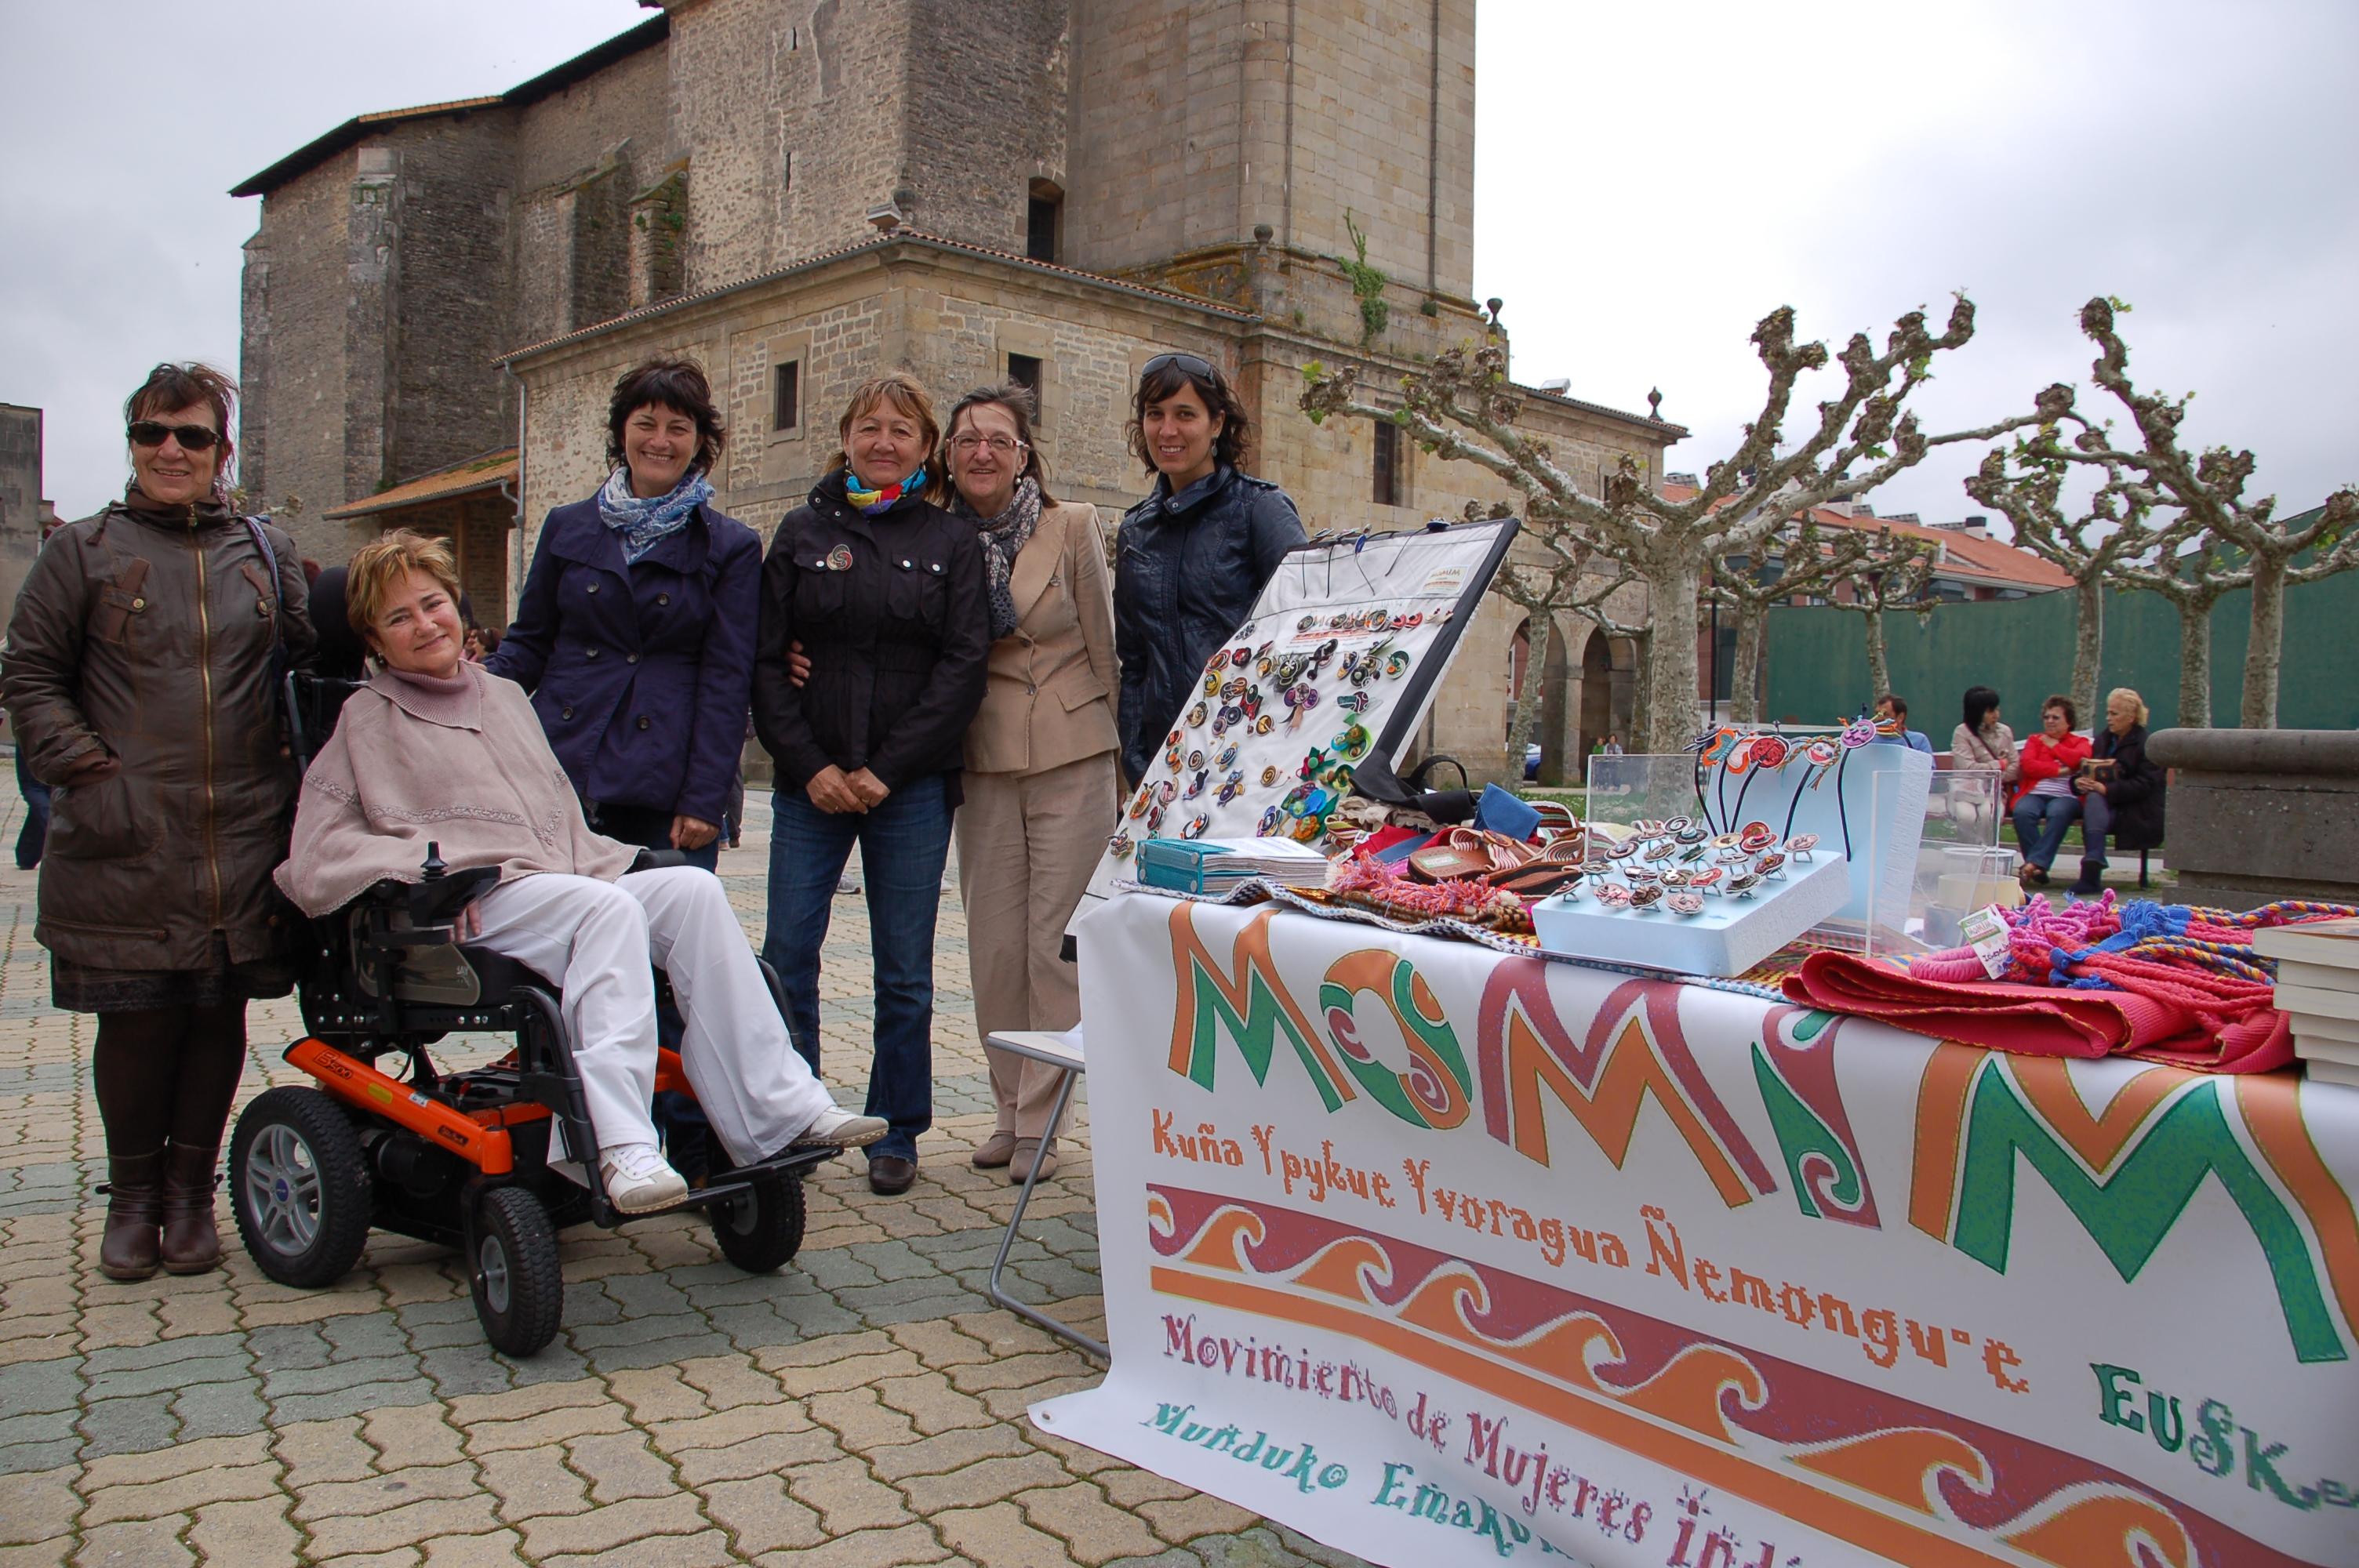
[[1112, 352, 1304, 788], [753, 372, 990, 1196], [2, 363, 315, 1281], [488, 357, 757, 1185]]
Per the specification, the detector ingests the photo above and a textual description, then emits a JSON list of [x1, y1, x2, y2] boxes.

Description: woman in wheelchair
[[276, 530, 884, 1211]]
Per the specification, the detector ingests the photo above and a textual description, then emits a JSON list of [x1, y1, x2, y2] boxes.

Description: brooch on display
[[1107, 831, 1132, 858]]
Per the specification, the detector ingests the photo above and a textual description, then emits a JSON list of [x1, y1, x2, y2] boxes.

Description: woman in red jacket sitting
[[2010, 694, 2092, 886]]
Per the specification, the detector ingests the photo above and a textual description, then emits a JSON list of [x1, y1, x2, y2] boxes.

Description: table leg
[[987, 1066, 1109, 1360]]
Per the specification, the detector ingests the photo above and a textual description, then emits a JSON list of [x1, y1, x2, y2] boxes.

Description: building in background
[[0, 405, 54, 623], [233, 0, 1681, 777]]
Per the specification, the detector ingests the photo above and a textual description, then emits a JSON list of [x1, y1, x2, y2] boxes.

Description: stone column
[[2145, 728, 2359, 910]]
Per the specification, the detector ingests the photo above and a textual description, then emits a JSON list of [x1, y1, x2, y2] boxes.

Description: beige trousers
[[955, 752, 1119, 1139]]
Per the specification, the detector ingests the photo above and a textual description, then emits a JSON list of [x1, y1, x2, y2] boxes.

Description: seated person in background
[[1873, 693, 1934, 753], [275, 530, 883, 1212], [2009, 694, 2090, 887]]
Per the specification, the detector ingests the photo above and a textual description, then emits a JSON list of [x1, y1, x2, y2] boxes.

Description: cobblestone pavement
[[0, 793, 1368, 1567]]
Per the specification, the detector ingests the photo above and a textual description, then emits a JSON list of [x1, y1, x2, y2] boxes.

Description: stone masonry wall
[[239, 147, 358, 558], [514, 39, 673, 344], [1066, 0, 1474, 300], [903, 0, 1074, 255], [0, 405, 42, 624]]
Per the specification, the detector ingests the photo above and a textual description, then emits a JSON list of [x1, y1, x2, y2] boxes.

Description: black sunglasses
[[1142, 352, 1216, 382], [128, 420, 223, 452]]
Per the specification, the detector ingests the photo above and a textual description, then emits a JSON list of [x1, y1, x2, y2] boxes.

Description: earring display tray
[[1530, 855, 1850, 977]]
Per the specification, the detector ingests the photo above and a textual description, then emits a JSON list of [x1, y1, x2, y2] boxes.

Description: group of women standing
[[8, 347, 1303, 1276]]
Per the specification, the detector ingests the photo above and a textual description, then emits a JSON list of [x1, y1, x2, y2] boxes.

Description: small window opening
[[772, 361, 801, 432], [1026, 192, 1061, 263], [1372, 418, 1401, 506], [1007, 354, 1044, 404]]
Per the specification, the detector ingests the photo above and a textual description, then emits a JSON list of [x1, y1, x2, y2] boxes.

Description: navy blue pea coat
[[487, 495, 759, 828]]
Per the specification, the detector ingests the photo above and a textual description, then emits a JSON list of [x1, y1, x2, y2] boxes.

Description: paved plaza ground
[[0, 793, 1369, 1567]]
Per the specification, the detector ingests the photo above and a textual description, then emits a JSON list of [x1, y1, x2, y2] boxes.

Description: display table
[[1036, 893, 2359, 1568]]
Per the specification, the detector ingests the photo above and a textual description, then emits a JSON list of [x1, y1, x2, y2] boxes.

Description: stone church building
[[234, 0, 1677, 779]]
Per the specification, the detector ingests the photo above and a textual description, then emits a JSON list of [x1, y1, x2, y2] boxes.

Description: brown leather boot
[[99, 1148, 166, 1281], [159, 1143, 224, 1275]]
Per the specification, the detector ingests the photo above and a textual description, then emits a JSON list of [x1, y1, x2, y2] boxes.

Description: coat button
[[562, 706, 575, 720], [587, 583, 599, 593], [657, 593, 670, 605], [637, 716, 652, 731], [626, 653, 639, 664], [586, 648, 600, 659]]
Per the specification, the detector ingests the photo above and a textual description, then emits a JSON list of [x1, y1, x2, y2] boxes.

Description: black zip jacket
[[753, 475, 989, 795]]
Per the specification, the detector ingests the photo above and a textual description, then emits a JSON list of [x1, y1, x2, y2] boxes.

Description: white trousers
[[468, 867, 834, 1167]]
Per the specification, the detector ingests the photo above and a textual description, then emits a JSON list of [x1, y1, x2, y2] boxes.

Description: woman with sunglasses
[[753, 372, 990, 1196], [1112, 352, 1304, 787], [2, 363, 315, 1280]]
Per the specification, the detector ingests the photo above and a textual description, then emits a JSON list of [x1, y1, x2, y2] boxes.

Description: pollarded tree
[[1822, 527, 1941, 708], [1975, 297, 2359, 728], [1708, 512, 1882, 724], [2107, 515, 2244, 729], [1303, 300, 2059, 752], [1479, 501, 1641, 781]]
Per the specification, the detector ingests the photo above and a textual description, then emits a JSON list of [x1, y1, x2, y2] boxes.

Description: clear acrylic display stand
[[1865, 768, 2010, 960]]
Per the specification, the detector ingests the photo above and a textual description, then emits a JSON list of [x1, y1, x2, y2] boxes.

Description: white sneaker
[[600, 1142, 689, 1213], [791, 1106, 890, 1149]]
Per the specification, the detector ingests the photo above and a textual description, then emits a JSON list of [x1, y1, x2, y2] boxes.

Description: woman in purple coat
[[489, 358, 763, 1177]]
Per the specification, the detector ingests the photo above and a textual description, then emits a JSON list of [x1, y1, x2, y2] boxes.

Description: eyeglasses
[[1142, 352, 1215, 381], [948, 434, 1027, 455], [128, 420, 222, 452]]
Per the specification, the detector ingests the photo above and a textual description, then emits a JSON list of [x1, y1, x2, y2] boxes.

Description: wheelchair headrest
[[307, 567, 371, 681]]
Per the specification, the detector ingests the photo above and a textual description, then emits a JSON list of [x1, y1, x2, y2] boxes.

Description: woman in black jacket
[[2068, 686, 2167, 897], [753, 372, 989, 1194], [1112, 353, 1305, 786]]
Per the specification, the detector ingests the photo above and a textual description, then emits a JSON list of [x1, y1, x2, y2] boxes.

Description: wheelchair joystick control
[[421, 841, 448, 881]]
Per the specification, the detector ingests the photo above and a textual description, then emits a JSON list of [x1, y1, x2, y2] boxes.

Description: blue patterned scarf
[[596, 466, 713, 563]]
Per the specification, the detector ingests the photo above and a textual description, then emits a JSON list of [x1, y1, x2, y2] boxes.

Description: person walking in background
[[1873, 694, 1934, 753], [939, 383, 1118, 1187], [1112, 352, 1305, 787], [489, 357, 760, 1185], [2010, 695, 2091, 887], [754, 372, 990, 1196], [2067, 686, 2166, 898], [2, 362, 314, 1280]]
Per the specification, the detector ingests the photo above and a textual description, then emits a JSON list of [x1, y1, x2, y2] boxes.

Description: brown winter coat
[[1, 492, 314, 973]]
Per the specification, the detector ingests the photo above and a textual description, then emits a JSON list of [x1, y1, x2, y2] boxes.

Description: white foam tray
[[1531, 856, 1851, 978]]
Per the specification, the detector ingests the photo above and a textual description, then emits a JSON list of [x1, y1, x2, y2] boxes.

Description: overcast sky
[[4, 1, 2353, 524]]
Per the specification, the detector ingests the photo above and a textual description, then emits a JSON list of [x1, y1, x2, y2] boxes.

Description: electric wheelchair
[[227, 666, 832, 1356]]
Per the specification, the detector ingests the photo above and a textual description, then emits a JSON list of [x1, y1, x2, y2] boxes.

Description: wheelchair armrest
[[408, 864, 502, 924], [631, 848, 690, 873]]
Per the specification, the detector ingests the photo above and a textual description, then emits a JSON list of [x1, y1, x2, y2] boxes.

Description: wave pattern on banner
[[1146, 1185, 2291, 1568]]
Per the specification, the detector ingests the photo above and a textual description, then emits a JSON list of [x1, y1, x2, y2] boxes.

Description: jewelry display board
[[1070, 517, 1520, 926]]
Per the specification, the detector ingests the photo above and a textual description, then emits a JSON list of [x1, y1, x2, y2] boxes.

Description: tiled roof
[[494, 229, 1255, 365], [1514, 383, 1688, 440], [230, 16, 670, 198], [1658, 480, 2070, 590], [323, 450, 518, 521]]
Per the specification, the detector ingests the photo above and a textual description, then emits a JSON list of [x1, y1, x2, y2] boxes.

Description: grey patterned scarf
[[596, 466, 713, 564], [958, 477, 1042, 641]]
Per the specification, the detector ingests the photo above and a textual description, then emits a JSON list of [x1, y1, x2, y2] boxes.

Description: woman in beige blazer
[[943, 383, 1119, 1184]]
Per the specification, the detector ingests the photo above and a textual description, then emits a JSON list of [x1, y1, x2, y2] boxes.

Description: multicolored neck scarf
[[596, 466, 712, 564], [844, 466, 927, 516]]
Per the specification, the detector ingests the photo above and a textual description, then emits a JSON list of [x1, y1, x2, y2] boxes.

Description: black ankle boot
[[2066, 858, 2106, 898], [100, 1147, 166, 1280]]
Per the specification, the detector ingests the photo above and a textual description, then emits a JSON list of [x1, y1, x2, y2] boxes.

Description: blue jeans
[[2011, 793, 2081, 873], [764, 775, 953, 1163], [2080, 793, 2117, 867], [14, 747, 49, 871]]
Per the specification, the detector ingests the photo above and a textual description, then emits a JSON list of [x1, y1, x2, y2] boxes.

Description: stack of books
[[2252, 916, 2359, 1089], [1136, 837, 1333, 895]]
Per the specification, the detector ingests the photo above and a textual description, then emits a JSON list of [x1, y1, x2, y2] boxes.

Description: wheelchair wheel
[[230, 1087, 374, 1289], [710, 1167, 806, 1274], [470, 1185, 564, 1357]]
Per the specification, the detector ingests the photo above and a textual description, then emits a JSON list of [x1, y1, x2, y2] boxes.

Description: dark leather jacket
[[2, 492, 314, 971], [1112, 465, 1304, 782], [2094, 722, 2166, 850], [752, 476, 990, 794]]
